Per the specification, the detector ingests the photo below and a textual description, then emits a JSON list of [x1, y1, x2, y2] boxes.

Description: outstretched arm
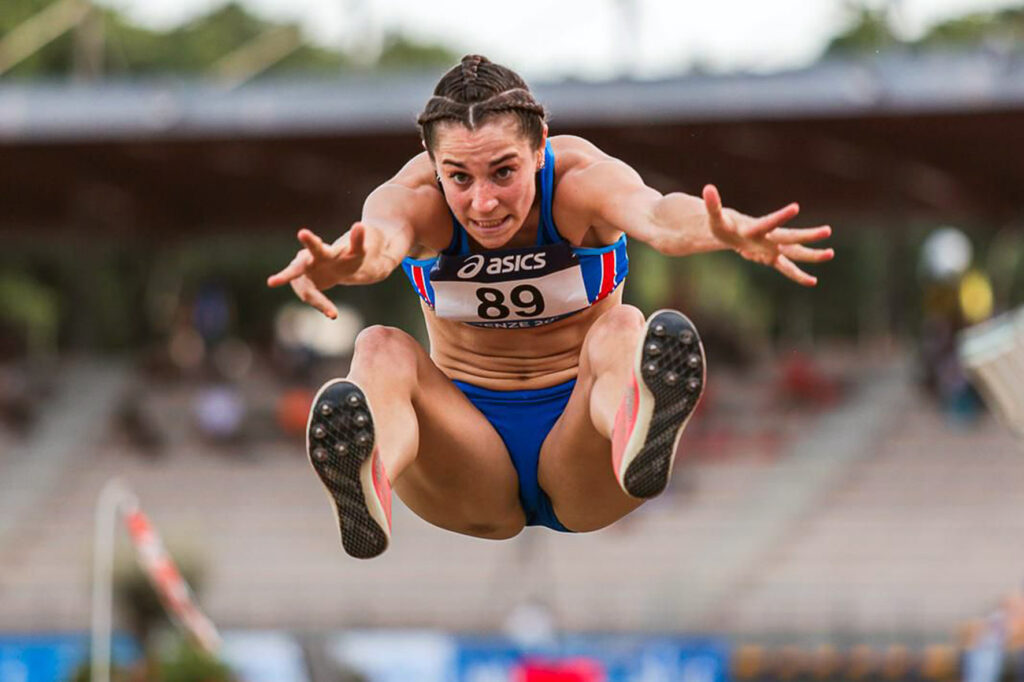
[[578, 159, 833, 286], [266, 182, 419, 318]]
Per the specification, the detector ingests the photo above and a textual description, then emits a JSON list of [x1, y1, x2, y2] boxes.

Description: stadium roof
[[2, 50, 1023, 143], [2, 50, 1023, 232]]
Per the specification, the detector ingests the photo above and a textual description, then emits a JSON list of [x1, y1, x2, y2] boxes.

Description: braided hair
[[417, 55, 548, 154]]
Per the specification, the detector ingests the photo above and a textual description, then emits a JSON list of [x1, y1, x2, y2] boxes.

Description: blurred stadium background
[[4, 0, 1024, 680]]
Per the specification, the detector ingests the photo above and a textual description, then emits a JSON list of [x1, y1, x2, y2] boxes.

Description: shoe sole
[[306, 379, 389, 559], [619, 309, 706, 498]]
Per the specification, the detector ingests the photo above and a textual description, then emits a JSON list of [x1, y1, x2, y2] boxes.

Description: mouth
[[470, 216, 511, 232]]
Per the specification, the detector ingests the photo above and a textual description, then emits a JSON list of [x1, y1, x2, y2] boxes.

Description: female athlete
[[267, 55, 833, 559]]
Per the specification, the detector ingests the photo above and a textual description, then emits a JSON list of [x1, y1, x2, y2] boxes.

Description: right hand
[[266, 224, 369, 319]]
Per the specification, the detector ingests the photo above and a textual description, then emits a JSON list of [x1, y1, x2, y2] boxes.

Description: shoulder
[[384, 151, 441, 197], [370, 151, 452, 253], [549, 135, 642, 219]]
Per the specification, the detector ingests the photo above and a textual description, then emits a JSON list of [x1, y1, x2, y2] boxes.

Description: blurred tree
[[375, 31, 458, 70], [0, 0, 455, 78], [824, 3, 901, 56], [917, 6, 1024, 50], [824, 1, 1024, 57]]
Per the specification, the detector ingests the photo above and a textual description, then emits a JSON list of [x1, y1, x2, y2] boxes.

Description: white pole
[[90, 478, 138, 682]]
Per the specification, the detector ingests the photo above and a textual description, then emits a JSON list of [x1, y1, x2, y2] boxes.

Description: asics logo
[[456, 253, 547, 279]]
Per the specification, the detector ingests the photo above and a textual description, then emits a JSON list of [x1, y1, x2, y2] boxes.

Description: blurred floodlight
[[274, 302, 362, 357], [920, 226, 972, 281]]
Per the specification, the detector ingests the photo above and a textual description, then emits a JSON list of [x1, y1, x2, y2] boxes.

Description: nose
[[470, 183, 499, 215]]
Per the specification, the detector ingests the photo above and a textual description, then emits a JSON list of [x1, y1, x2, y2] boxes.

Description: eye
[[449, 172, 470, 185], [494, 166, 514, 180]]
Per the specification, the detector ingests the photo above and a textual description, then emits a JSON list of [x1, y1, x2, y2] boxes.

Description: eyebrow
[[441, 152, 519, 168]]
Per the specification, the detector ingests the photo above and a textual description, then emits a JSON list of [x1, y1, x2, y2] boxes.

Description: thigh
[[364, 330, 526, 538], [537, 305, 646, 532]]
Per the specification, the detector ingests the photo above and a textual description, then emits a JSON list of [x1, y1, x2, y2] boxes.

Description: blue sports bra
[[400, 140, 628, 329]]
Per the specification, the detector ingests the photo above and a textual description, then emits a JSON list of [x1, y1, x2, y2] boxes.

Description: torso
[[399, 135, 626, 391]]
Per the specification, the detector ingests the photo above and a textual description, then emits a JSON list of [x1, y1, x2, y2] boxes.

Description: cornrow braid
[[417, 55, 548, 154]]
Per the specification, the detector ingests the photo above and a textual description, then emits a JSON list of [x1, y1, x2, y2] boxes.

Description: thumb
[[702, 184, 723, 219], [347, 223, 366, 257]]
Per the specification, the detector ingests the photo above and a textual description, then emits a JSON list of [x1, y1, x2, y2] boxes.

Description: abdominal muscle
[[422, 288, 622, 391]]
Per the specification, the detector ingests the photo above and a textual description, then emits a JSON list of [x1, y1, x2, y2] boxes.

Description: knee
[[585, 305, 645, 362], [352, 325, 420, 379], [596, 304, 645, 333]]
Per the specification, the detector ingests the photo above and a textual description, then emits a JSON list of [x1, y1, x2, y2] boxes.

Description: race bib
[[430, 242, 590, 328]]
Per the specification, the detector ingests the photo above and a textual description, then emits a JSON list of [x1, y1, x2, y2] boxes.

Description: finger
[[292, 279, 338, 319], [780, 243, 835, 263], [765, 225, 832, 245], [775, 253, 817, 287], [266, 251, 311, 288], [298, 228, 333, 261], [702, 184, 724, 223], [346, 223, 366, 257], [741, 203, 800, 239]]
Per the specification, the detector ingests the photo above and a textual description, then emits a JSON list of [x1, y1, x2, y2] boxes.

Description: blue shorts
[[452, 378, 576, 532]]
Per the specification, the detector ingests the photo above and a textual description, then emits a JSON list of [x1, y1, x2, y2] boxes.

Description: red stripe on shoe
[[611, 373, 640, 476], [372, 451, 392, 528]]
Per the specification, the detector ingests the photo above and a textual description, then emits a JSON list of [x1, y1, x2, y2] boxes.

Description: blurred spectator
[[810, 645, 841, 682], [732, 644, 766, 682], [113, 382, 165, 457], [276, 388, 315, 438], [918, 227, 990, 424], [848, 645, 881, 682], [778, 350, 841, 408], [882, 645, 916, 682], [921, 645, 958, 682]]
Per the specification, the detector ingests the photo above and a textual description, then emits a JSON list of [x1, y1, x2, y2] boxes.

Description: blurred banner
[[327, 630, 729, 682]]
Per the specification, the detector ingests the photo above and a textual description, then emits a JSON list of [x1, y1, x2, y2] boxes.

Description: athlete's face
[[431, 116, 546, 250]]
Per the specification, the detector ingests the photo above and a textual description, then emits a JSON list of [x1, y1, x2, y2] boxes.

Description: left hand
[[703, 184, 834, 286]]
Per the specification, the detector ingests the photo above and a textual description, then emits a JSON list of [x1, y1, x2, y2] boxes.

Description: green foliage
[[825, 1, 1024, 57], [156, 643, 236, 682], [917, 7, 1024, 49], [1, 0, 454, 78], [376, 32, 458, 71], [68, 661, 131, 682], [825, 6, 900, 56]]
